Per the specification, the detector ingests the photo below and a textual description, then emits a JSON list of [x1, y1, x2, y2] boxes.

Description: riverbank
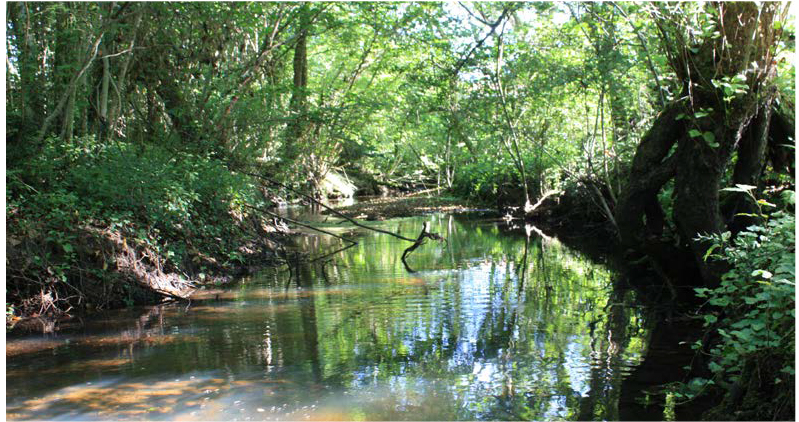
[[5, 142, 294, 330], [6, 214, 287, 333], [6, 190, 479, 331], [326, 194, 490, 220]]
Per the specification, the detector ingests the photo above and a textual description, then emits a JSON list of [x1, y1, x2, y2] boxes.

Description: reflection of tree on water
[[296, 262, 323, 384], [8, 215, 684, 420], [299, 217, 654, 420], [577, 285, 637, 421], [617, 315, 706, 420]]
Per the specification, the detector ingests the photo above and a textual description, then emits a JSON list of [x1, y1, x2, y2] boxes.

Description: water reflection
[[8, 214, 662, 420]]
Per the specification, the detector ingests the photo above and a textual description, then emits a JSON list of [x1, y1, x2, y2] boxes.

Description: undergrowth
[[676, 204, 795, 420], [7, 136, 282, 322]]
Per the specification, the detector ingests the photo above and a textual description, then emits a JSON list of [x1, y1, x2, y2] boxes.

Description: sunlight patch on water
[[7, 214, 657, 421]]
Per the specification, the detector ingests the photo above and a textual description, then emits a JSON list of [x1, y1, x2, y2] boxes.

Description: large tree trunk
[[616, 2, 786, 286], [616, 103, 683, 248], [721, 105, 774, 234], [766, 101, 795, 177]]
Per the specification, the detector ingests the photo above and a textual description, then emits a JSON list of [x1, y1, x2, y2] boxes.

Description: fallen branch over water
[[238, 169, 417, 242], [524, 189, 561, 214], [242, 203, 357, 245], [401, 222, 447, 273], [237, 168, 448, 272]]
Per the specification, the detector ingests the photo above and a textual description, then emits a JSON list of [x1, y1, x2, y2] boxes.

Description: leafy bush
[[452, 160, 528, 204], [684, 211, 795, 418], [7, 136, 268, 314]]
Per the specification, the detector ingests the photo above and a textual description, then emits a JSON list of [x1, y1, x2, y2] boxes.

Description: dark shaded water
[[6, 213, 692, 420]]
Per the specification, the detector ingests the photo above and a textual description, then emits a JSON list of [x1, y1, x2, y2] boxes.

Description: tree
[[285, 3, 311, 165], [615, 2, 791, 285]]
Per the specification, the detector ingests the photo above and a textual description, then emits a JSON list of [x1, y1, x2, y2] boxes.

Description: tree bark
[[721, 104, 775, 233], [108, 7, 143, 140], [33, 31, 105, 147], [99, 54, 111, 141], [615, 103, 684, 247], [766, 102, 795, 176]]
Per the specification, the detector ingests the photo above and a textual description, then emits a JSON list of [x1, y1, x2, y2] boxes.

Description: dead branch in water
[[401, 222, 447, 273], [237, 169, 418, 242], [242, 203, 357, 245], [238, 168, 448, 273]]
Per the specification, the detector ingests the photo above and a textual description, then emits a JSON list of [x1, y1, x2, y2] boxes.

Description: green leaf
[[689, 129, 702, 138], [756, 199, 776, 208], [695, 287, 711, 296], [703, 244, 720, 261], [702, 131, 717, 147], [710, 297, 730, 306], [731, 329, 753, 341], [752, 269, 773, 279], [722, 184, 756, 193]]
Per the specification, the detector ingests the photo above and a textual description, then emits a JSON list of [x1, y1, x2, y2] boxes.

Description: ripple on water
[[7, 214, 666, 421]]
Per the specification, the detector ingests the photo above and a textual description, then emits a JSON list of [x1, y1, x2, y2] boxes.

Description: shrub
[[683, 211, 795, 419], [7, 136, 269, 315]]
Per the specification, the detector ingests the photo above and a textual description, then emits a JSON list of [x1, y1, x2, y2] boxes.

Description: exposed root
[[91, 226, 196, 299], [7, 214, 286, 328]]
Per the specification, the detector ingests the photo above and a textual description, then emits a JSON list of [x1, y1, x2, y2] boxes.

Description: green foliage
[[6, 135, 266, 313], [452, 161, 518, 203], [4, 0, 794, 332], [684, 212, 795, 415]]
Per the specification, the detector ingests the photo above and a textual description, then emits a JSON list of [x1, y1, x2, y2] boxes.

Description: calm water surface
[[7, 213, 673, 420]]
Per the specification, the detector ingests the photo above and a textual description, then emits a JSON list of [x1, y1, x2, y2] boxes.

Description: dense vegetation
[[5, 2, 794, 419]]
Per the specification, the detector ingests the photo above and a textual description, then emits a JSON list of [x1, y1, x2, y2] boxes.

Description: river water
[[6, 213, 692, 420]]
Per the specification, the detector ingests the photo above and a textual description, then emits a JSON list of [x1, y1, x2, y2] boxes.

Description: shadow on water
[[7, 213, 702, 420]]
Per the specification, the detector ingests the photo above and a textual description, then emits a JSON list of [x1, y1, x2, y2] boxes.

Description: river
[[6, 212, 697, 420]]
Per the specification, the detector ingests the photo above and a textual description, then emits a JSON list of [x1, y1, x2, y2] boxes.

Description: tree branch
[[34, 31, 105, 145], [235, 168, 419, 242], [452, 5, 514, 76]]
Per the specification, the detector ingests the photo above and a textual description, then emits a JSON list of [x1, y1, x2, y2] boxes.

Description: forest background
[[4, 2, 796, 419]]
